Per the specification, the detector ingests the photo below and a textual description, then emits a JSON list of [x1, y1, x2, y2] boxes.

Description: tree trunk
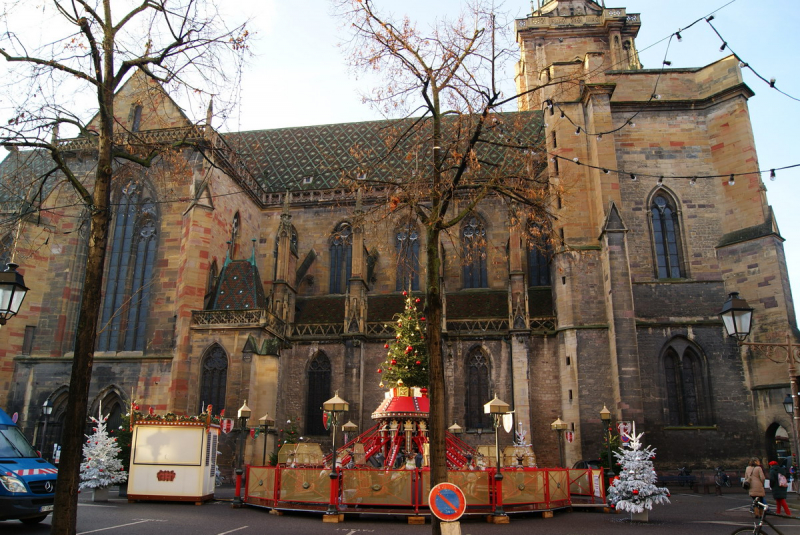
[[51, 87, 114, 535], [425, 225, 445, 535]]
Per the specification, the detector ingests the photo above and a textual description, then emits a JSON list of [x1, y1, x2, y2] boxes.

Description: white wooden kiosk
[[127, 415, 220, 504]]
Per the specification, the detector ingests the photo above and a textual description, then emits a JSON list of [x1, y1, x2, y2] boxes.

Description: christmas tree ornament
[[79, 408, 127, 491], [606, 422, 669, 519]]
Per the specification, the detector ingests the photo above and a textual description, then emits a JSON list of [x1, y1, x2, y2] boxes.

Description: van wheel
[[20, 515, 48, 524]]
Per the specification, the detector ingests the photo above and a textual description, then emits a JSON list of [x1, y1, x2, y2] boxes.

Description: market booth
[[127, 414, 220, 504]]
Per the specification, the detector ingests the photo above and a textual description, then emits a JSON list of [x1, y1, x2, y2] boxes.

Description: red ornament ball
[[391, 359, 397, 365], [377, 368, 382, 373], [420, 317, 426, 321], [415, 298, 420, 303], [384, 344, 389, 349], [416, 361, 421, 365], [632, 489, 639, 495], [403, 291, 408, 296]]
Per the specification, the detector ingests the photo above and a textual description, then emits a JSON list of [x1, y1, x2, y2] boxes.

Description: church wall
[[634, 324, 757, 468]]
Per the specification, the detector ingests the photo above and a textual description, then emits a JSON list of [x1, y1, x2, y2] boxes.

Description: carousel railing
[[243, 465, 606, 514]]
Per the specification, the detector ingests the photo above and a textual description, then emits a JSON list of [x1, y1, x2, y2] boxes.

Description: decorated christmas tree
[[378, 291, 429, 389], [79, 410, 128, 490], [606, 422, 670, 515]]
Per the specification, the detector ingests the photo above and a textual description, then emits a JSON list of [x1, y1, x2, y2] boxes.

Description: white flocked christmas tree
[[606, 422, 670, 516], [79, 409, 127, 490]]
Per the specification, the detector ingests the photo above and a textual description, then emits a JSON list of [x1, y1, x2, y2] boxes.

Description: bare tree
[[0, 2, 248, 533], [334, 1, 558, 531]]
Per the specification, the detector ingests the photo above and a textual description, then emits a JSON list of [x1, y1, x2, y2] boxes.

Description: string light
[[597, 134, 603, 141], [770, 169, 776, 181], [675, 31, 682, 42], [663, 60, 672, 66], [728, 174, 735, 186], [652, 94, 661, 100], [657, 176, 663, 186], [689, 177, 697, 186], [575, 126, 582, 135], [572, 157, 580, 163], [719, 42, 727, 52], [602, 168, 610, 174], [630, 174, 637, 181]]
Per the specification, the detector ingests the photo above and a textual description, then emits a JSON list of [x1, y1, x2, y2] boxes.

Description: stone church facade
[[0, 0, 795, 470]]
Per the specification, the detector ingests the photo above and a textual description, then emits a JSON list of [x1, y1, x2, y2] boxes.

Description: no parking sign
[[429, 482, 466, 522]]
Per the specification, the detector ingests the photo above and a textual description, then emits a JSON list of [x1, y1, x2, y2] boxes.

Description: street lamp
[[40, 399, 53, 460], [484, 394, 510, 517], [258, 413, 274, 467], [233, 400, 251, 507], [551, 417, 568, 468], [600, 405, 613, 477], [719, 291, 800, 485], [0, 263, 28, 325], [323, 391, 349, 515]]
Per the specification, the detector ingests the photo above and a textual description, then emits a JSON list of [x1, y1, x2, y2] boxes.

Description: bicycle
[[731, 498, 797, 534], [716, 466, 732, 487]]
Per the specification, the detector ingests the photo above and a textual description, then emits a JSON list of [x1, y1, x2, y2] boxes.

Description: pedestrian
[[769, 460, 792, 516], [745, 457, 766, 512]]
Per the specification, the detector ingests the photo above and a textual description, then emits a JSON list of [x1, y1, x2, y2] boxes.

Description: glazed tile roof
[[295, 295, 347, 324], [211, 260, 268, 310], [223, 111, 544, 193], [0, 150, 63, 212]]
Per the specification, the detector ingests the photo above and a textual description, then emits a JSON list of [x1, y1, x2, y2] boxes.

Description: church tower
[[515, 0, 796, 466]]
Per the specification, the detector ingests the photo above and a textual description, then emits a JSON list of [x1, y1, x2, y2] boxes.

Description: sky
[[3, 0, 800, 318], [231, 0, 800, 319]]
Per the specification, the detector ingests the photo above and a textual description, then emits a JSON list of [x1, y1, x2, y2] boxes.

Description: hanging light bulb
[[652, 94, 661, 100], [675, 31, 682, 42], [630, 174, 637, 182], [706, 15, 715, 22], [689, 177, 697, 186], [550, 157, 556, 163], [575, 126, 582, 135], [720, 42, 727, 52], [544, 99, 553, 109], [560, 110, 566, 118], [544, 122, 549, 128], [663, 60, 672, 66], [597, 134, 603, 141], [770, 169, 776, 181], [629, 121, 636, 128], [769, 78, 776, 88], [728, 174, 735, 186], [739, 61, 748, 69], [572, 157, 580, 163], [657, 176, 664, 186], [602, 168, 610, 174]]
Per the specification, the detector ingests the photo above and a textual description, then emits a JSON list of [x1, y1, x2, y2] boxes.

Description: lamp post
[[232, 400, 251, 507], [40, 399, 53, 460], [258, 413, 274, 467], [0, 263, 28, 325], [323, 391, 349, 516], [484, 394, 510, 517], [551, 417, 568, 468], [600, 405, 613, 478], [719, 291, 800, 488]]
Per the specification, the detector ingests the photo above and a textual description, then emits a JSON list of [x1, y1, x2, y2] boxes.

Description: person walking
[[769, 460, 792, 516], [745, 458, 766, 511]]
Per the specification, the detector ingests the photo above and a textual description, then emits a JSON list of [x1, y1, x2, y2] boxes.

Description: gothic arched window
[[230, 212, 241, 259], [662, 340, 710, 426], [97, 181, 158, 352], [305, 353, 332, 435], [204, 260, 218, 309], [329, 222, 352, 294], [527, 223, 551, 287], [462, 216, 488, 289], [465, 348, 492, 430], [0, 234, 13, 268], [396, 222, 419, 291], [651, 194, 683, 279], [199, 344, 228, 415]]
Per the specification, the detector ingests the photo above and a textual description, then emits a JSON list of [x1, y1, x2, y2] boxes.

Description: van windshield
[[0, 425, 38, 458]]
